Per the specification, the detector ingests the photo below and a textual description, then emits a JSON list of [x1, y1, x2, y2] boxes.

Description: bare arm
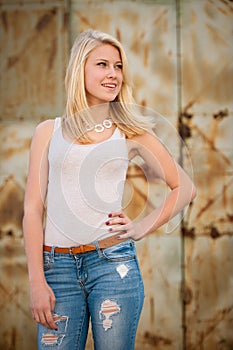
[[107, 131, 196, 239], [23, 119, 57, 329]]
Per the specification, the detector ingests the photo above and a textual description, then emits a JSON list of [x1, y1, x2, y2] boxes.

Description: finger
[[117, 230, 132, 239], [37, 311, 47, 327], [45, 310, 58, 330], [106, 217, 128, 226], [108, 211, 127, 218], [32, 310, 40, 324], [31, 309, 36, 320], [109, 224, 129, 234]]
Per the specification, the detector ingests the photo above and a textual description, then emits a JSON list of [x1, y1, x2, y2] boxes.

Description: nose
[[106, 65, 117, 78]]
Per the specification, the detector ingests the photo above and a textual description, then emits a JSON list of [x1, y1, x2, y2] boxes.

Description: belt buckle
[[69, 245, 85, 254]]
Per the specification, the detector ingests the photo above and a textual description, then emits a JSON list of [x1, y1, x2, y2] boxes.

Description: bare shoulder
[[29, 119, 57, 154], [35, 119, 55, 134], [33, 119, 55, 142]]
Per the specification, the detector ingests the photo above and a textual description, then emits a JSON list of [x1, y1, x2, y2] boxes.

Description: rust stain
[[119, 11, 139, 27], [196, 178, 233, 220], [196, 198, 216, 220], [205, 22, 229, 46], [48, 38, 57, 70], [7, 56, 20, 69], [182, 226, 196, 239], [143, 331, 172, 346], [115, 28, 121, 42], [192, 124, 231, 165], [153, 9, 168, 26], [0, 175, 24, 238], [217, 5, 228, 16], [0, 283, 30, 319], [178, 108, 194, 140], [180, 282, 193, 305], [227, 213, 233, 222], [190, 306, 233, 349], [208, 0, 233, 13], [210, 226, 221, 239], [220, 0, 233, 13], [131, 38, 140, 55], [143, 43, 149, 67], [150, 297, 155, 324], [191, 9, 197, 23], [35, 9, 56, 32], [63, 11, 69, 30], [178, 118, 192, 140], [140, 99, 147, 108], [213, 108, 229, 120], [1, 11, 8, 31], [77, 13, 92, 27], [7, 9, 57, 70], [2, 138, 31, 160]]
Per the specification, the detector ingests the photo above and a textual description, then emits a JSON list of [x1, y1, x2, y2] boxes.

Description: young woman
[[23, 29, 196, 350]]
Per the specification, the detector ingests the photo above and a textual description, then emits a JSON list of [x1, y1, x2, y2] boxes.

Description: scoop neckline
[[58, 118, 120, 147]]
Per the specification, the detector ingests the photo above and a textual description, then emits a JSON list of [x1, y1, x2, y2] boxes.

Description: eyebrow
[[95, 58, 122, 64]]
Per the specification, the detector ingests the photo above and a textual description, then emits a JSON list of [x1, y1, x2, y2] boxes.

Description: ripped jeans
[[38, 239, 144, 350]]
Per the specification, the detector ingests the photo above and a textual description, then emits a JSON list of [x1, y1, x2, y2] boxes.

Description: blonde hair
[[62, 29, 153, 143]]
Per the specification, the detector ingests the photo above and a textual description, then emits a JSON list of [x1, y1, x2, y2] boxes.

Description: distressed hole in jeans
[[99, 300, 120, 331], [116, 264, 129, 278], [41, 314, 69, 346]]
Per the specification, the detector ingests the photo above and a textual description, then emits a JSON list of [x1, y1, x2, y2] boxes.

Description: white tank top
[[44, 117, 129, 246]]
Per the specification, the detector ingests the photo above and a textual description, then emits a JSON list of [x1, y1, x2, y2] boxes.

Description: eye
[[116, 64, 123, 70], [97, 62, 107, 67]]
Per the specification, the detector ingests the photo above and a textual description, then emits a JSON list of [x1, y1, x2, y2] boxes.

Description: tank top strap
[[53, 117, 61, 131]]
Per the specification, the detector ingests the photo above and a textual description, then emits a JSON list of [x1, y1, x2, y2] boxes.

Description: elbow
[[22, 204, 44, 227]]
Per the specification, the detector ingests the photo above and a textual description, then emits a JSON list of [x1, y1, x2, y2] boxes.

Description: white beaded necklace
[[86, 118, 113, 133]]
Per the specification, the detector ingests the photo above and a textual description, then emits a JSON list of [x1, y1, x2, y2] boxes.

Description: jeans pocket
[[102, 240, 136, 262], [43, 252, 53, 272]]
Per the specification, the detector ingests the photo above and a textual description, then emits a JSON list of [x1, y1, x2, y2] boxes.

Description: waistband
[[43, 234, 128, 255]]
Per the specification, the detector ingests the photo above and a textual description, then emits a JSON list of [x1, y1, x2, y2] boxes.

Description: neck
[[88, 103, 111, 123]]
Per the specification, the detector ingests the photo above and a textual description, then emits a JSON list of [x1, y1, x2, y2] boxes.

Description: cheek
[[118, 73, 123, 85], [118, 77, 123, 90], [85, 74, 97, 92]]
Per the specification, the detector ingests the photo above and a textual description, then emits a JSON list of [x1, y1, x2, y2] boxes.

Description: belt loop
[[50, 245, 55, 262], [93, 240, 103, 258]]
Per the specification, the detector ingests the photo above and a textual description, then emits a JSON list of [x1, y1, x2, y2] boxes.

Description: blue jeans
[[38, 239, 144, 350]]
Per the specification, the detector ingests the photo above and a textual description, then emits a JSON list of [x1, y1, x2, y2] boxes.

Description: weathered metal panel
[[180, 0, 233, 349], [0, 0, 68, 121], [180, 0, 233, 237], [0, 1, 68, 349]]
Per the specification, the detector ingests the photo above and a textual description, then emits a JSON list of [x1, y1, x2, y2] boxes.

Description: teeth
[[103, 84, 116, 88]]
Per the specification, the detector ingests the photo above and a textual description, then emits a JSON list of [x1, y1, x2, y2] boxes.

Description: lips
[[102, 83, 117, 88]]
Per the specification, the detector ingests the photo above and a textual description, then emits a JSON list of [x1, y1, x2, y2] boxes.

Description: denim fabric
[[38, 239, 144, 350]]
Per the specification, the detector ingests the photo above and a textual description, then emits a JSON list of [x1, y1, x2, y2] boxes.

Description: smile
[[102, 83, 117, 88]]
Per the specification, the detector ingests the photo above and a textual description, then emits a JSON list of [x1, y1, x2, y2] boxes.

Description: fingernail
[[117, 236, 121, 239], [105, 221, 110, 225], [108, 213, 112, 217], [109, 228, 113, 232]]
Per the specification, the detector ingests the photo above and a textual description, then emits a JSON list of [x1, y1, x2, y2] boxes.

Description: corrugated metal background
[[0, 0, 232, 349]]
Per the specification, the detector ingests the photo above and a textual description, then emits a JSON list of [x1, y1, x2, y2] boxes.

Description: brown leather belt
[[43, 234, 127, 255]]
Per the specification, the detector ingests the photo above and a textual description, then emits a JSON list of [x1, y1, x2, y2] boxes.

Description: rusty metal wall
[[179, 1, 233, 349], [0, 0, 232, 349]]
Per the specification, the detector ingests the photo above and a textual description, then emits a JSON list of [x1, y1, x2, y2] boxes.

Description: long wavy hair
[[62, 29, 153, 143]]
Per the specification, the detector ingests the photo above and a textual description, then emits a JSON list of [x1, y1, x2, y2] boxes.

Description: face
[[84, 44, 123, 106]]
